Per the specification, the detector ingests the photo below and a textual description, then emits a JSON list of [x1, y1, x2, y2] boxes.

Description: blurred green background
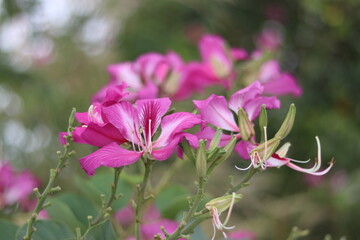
[[1, 0, 360, 239]]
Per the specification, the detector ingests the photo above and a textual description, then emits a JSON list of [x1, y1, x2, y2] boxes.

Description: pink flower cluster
[[59, 34, 334, 177], [91, 34, 293, 102], [0, 161, 40, 211]]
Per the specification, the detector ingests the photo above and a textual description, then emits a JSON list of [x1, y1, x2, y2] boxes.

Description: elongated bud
[[238, 108, 255, 141], [209, 128, 223, 152], [259, 104, 268, 143], [250, 137, 280, 161], [205, 193, 242, 213], [182, 139, 195, 163], [196, 140, 207, 177], [215, 135, 237, 165], [68, 108, 76, 128], [275, 104, 296, 140]]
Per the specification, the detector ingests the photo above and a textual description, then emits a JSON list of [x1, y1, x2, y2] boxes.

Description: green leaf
[[16, 220, 75, 240], [46, 198, 86, 230], [82, 220, 117, 240], [155, 185, 189, 219], [76, 171, 133, 211], [56, 194, 98, 228], [0, 219, 18, 240]]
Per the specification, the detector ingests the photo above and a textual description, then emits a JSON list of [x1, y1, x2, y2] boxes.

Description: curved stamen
[[235, 162, 252, 171], [288, 158, 311, 164]]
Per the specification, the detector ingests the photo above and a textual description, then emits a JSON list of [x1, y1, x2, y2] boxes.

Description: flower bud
[[196, 140, 207, 177], [259, 104, 268, 142], [182, 139, 196, 164], [275, 104, 296, 140], [213, 135, 237, 166], [238, 108, 255, 141], [205, 193, 242, 213], [209, 128, 223, 152]]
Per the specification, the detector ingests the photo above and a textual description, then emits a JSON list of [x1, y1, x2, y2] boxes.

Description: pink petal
[[231, 48, 248, 60], [199, 35, 232, 77], [79, 143, 142, 176], [151, 135, 181, 161], [103, 102, 139, 143], [234, 141, 255, 160], [265, 154, 289, 167], [194, 95, 238, 132], [154, 112, 201, 148], [75, 112, 90, 124], [243, 96, 280, 121], [59, 127, 87, 145], [136, 98, 171, 140], [262, 73, 303, 97], [107, 62, 142, 90], [195, 126, 234, 147], [81, 123, 127, 147], [228, 81, 263, 113], [103, 82, 129, 104], [137, 81, 159, 100], [173, 62, 215, 100]]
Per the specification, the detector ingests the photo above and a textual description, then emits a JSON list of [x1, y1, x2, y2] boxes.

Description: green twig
[[80, 167, 124, 238], [135, 158, 154, 240], [23, 108, 76, 240], [227, 167, 259, 194], [166, 176, 207, 240]]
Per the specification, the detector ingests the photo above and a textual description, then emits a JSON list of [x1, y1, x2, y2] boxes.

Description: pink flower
[[193, 81, 280, 134], [0, 161, 40, 210], [79, 98, 201, 175], [258, 60, 302, 97], [198, 35, 247, 88], [59, 102, 128, 148], [93, 52, 187, 102], [236, 137, 334, 176]]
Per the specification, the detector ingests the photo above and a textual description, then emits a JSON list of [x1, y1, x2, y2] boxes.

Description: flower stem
[[135, 158, 154, 240], [167, 176, 207, 240], [23, 108, 76, 240]]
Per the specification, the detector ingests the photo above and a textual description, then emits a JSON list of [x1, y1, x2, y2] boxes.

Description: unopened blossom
[[228, 230, 256, 240], [0, 161, 40, 210], [236, 136, 334, 175], [79, 98, 201, 175], [193, 81, 280, 137], [198, 34, 247, 88]]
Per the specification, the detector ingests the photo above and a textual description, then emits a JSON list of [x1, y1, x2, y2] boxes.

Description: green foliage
[[16, 220, 75, 240], [155, 185, 189, 219], [0, 219, 18, 240]]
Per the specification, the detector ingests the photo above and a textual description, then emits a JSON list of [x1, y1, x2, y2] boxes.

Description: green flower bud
[[205, 193, 242, 213], [275, 104, 296, 140], [259, 104, 268, 143], [209, 128, 223, 152], [196, 140, 207, 177], [238, 108, 255, 141]]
